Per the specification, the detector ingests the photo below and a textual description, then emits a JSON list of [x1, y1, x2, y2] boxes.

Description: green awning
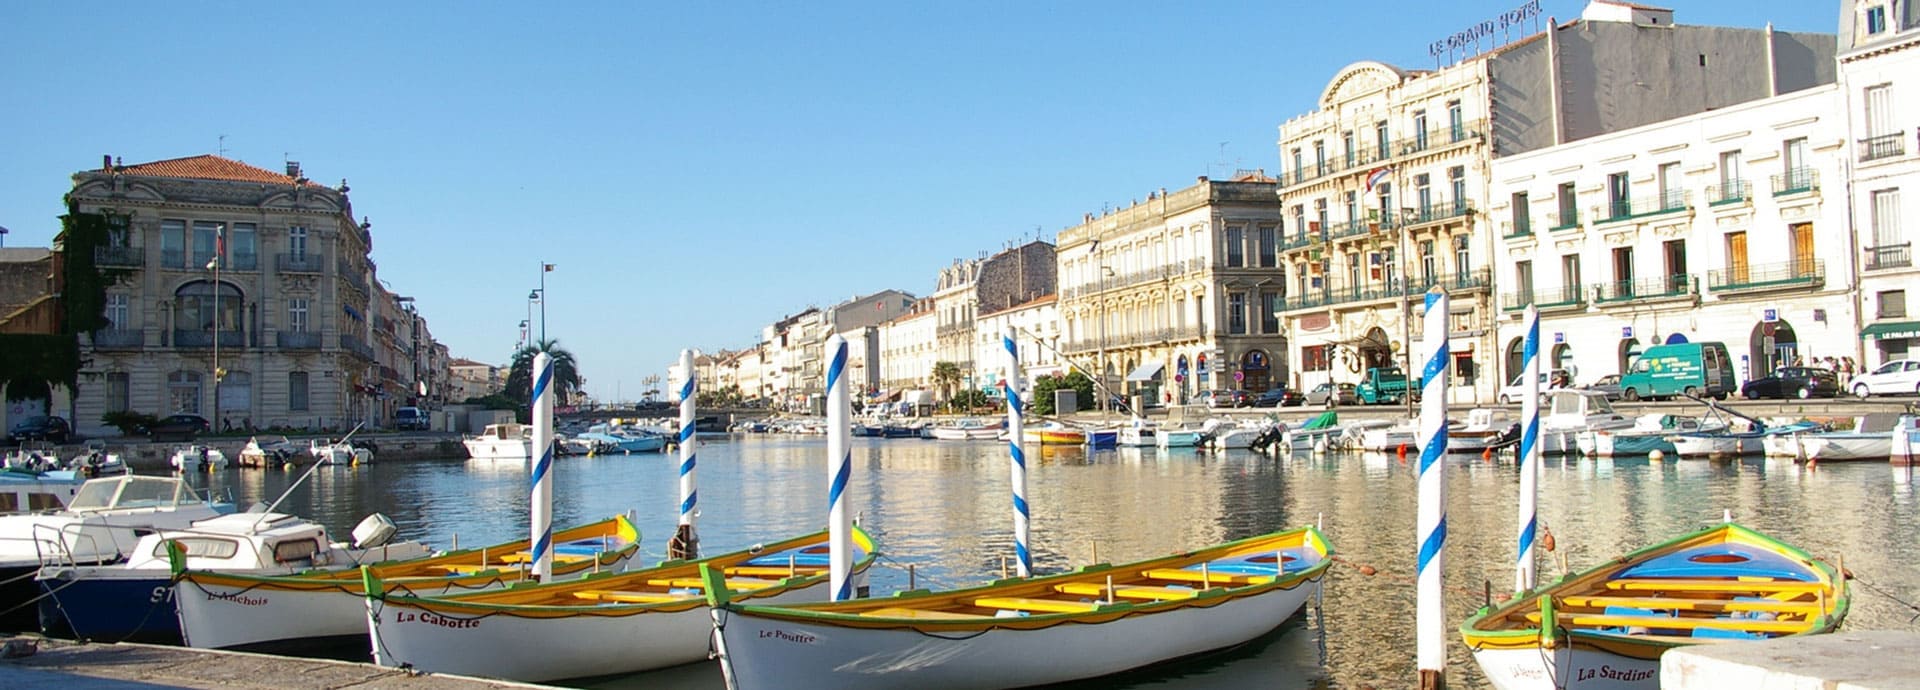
[[1861, 320, 1920, 340]]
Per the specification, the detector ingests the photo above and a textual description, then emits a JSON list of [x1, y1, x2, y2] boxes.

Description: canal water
[[179, 436, 1920, 689]]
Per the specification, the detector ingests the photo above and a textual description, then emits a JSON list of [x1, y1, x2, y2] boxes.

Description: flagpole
[[211, 226, 224, 429], [539, 262, 548, 344]]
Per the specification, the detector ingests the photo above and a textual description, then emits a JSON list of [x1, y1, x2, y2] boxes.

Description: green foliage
[[948, 388, 993, 412], [1059, 371, 1096, 411], [60, 206, 133, 335], [504, 338, 583, 406], [101, 410, 160, 435], [0, 334, 78, 401], [462, 393, 520, 409], [1031, 375, 1060, 415], [697, 384, 743, 408], [931, 361, 962, 399]]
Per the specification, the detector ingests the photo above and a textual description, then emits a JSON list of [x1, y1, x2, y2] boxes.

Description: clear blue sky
[[0, 1, 1835, 402]]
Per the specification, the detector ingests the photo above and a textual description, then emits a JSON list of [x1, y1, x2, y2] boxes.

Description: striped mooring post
[[676, 348, 699, 559], [825, 334, 854, 600], [1004, 325, 1031, 578], [1516, 304, 1541, 594], [1417, 288, 1450, 690], [529, 352, 555, 581]]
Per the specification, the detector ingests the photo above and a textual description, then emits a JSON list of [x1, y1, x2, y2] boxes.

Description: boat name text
[[1578, 665, 1656, 683], [206, 590, 267, 607], [396, 610, 481, 630], [760, 629, 818, 644]]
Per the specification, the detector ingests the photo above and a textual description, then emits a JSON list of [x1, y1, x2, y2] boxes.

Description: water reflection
[[185, 439, 1920, 689]]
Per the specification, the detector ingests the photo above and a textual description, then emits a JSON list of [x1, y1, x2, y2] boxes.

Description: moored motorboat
[[238, 436, 299, 468], [1577, 414, 1719, 457], [1447, 408, 1519, 453], [1796, 414, 1914, 463], [169, 444, 229, 472], [1153, 426, 1203, 448], [463, 423, 533, 460], [704, 525, 1331, 689], [365, 527, 875, 682], [1203, 419, 1263, 450], [1461, 521, 1846, 690], [173, 515, 640, 653], [931, 419, 1000, 441], [0, 467, 87, 515], [310, 438, 373, 466], [1540, 390, 1634, 455], [3, 442, 64, 473], [1116, 422, 1156, 447]]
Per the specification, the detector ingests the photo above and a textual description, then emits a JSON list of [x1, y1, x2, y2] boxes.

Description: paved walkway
[[0, 638, 557, 690]]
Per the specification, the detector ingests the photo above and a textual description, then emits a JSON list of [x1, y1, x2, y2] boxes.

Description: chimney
[[286, 161, 302, 178], [1197, 175, 1209, 183], [102, 154, 112, 171]]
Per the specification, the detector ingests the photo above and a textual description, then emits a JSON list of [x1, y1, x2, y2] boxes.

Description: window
[[1257, 225, 1277, 268], [1348, 252, 1362, 287], [1449, 166, 1466, 211], [1783, 137, 1809, 190], [1314, 199, 1329, 236], [1561, 254, 1582, 301], [162, 220, 186, 268], [1612, 246, 1635, 288], [1225, 227, 1245, 268], [1727, 231, 1750, 283], [1302, 345, 1330, 372], [1415, 173, 1433, 215], [1556, 182, 1577, 226], [105, 293, 129, 330], [1448, 100, 1464, 141], [1867, 4, 1888, 34], [288, 298, 310, 332], [1607, 172, 1631, 219], [273, 539, 321, 563], [1314, 141, 1326, 175], [1511, 192, 1531, 235], [1381, 247, 1398, 288], [1454, 236, 1470, 275], [1343, 131, 1355, 166], [1663, 239, 1687, 292], [1880, 290, 1908, 318], [1413, 110, 1429, 151], [1872, 188, 1903, 248], [1344, 191, 1358, 227], [288, 225, 309, 260], [1292, 148, 1304, 180], [1420, 240, 1436, 283], [106, 372, 130, 413], [173, 281, 242, 333], [230, 222, 257, 270], [191, 221, 223, 268], [1377, 182, 1393, 223], [1260, 291, 1280, 333], [1659, 162, 1682, 209], [1293, 206, 1308, 239], [169, 371, 202, 414], [1516, 260, 1535, 300], [1375, 121, 1390, 159], [154, 537, 240, 559]]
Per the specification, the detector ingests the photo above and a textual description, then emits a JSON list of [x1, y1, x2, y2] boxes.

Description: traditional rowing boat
[[1022, 424, 1086, 445], [1461, 521, 1847, 690], [364, 526, 875, 682], [173, 515, 640, 652], [705, 526, 1331, 689]]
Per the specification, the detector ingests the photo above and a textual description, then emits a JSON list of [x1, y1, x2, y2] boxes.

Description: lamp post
[[528, 289, 543, 345]]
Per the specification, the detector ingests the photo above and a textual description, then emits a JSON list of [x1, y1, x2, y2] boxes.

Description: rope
[[1848, 571, 1920, 625], [872, 552, 965, 592]]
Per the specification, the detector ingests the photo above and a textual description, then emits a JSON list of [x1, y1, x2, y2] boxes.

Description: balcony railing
[[277, 253, 325, 273], [1060, 324, 1207, 353], [1547, 210, 1580, 232], [161, 249, 185, 268], [1500, 285, 1586, 312], [1591, 274, 1696, 304], [276, 330, 321, 349], [340, 334, 376, 361], [1405, 200, 1474, 227], [1598, 191, 1689, 223], [1279, 269, 1490, 312], [91, 329, 144, 348], [1859, 132, 1905, 162], [1707, 259, 1824, 292], [1867, 243, 1912, 270], [227, 252, 258, 271], [1772, 167, 1818, 196], [1278, 120, 1488, 188], [1705, 180, 1751, 206], [173, 330, 245, 348], [94, 246, 143, 267]]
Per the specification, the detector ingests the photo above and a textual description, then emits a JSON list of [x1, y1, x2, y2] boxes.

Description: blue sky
[[0, 1, 1836, 402]]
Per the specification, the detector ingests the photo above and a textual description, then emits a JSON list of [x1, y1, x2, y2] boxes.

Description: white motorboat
[[931, 418, 1001, 440], [36, 511, 430, 644], [463, 423, 533, 460], [0, 467, 86, 514], [1577, 414, 1721, 457], [1669, 430, 1765, 459], [1540, 390, 1634, 455], [0, 475, 234, 630], [1356, 422, 1418, 452], [3, 442, 64, 473], [309, 438, 373, 466], [1446, 408, 1518, 453], [170, 444, 230, 472], [239, 435, 300, 467], [1154, 426, 1203, 448], [68, 440, 127, 477], [1204, 419, 1265, 450], [1117, 421, 1156, 447]]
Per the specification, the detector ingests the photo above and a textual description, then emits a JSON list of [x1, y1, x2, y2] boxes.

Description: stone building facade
[[1839, 0, 1920, 367]]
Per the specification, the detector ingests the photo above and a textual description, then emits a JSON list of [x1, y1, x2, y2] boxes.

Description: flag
[[208, 226, 225, 270], [543, 263, 555, 272], [1365, 167, 1392, 193]]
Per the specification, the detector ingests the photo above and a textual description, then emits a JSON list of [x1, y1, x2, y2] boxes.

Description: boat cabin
[[68, 475, 210, 514], [123, 512, 332, 571], [478, 423, 531, 440]]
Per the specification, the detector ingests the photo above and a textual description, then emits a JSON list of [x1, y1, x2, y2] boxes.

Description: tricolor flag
[[543, 263, 555, 272], [208, 226, 226, 270], [1365, 167, 1393, 193]]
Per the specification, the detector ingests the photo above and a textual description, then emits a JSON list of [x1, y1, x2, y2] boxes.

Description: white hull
[[1763, 433, 1806, 458], [1669, 434, 1762, 458], [463, 437, 532, 461], [1357, 427, 1417, 451], [1117, 427, 1155, 447], [1154, 430, 1201, 448], [1471, 646, 1659, 690], [369, 580, 829, 682], [1804, 434, 1893, 462], [713, 580, 1318, 690], [1209, 427, 1259, 449], [170, 448, 229, 472], [930, 428, 999, 441]]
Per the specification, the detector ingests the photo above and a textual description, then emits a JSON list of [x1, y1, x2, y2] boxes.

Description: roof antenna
[[218, 134, 228, 157]]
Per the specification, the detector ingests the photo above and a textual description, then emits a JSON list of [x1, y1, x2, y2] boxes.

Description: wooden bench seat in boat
[[1554, 595, 1822, 615], [1521, 611, 1815, 634], [970, 596, 1100, 614], [432, 555, 588, 573], [1600, 579, 1827, 595], [723, 565, 821, 578], [647, 577, 780, 591], [570, 589, 688, 604], [1140, 568, 1273, 585], [1052, 582, 1198, 601], [495, 552, 589, 564], [859, 606, 991, 620]]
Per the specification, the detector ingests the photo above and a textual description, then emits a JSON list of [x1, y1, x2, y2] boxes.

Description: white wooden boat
[[1669, 431, 1764, 459], [705, 526, 1331, 690], [1356, 422, 1418, 451], [931, 419, 1000, 441], [169, 444, 229, 472], [310, 438, 373, 465], [37, 511, 429, 644], [1803, 432, 1896, 462], [463, 423, 533, 460], [239, 435, 299, 467], [174, 515, 640, 652], [365, 527, 875, 682]]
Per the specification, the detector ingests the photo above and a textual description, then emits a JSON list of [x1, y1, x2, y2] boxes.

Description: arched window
[[173, 281, 243, 332]]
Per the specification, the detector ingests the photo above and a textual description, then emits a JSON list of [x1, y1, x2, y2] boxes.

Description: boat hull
[[1803, 434, 1892, 462], [1024, 430, 1087, 445], [930, 428, 998, 441], [1670, 434, 1762, 459], [1472, 645, 1659, 690], [1155, 431, 1202, 448], [37, 570, 182, 643], [713, 577, 1318, 690], [463, 438, 531, 461]]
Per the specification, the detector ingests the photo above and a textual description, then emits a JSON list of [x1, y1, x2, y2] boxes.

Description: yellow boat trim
[[647, 577, 778, 590], [1601, 579, 1827, 594], [572, 590, 688, 604], [1554, 595, 1822, 615], [1053, 582, 1197, 601], [971, 596, 1101, 614], [860, 606, 989, 620], [1521, 612, 1814, 634], [1141, 568, 1273, 586]]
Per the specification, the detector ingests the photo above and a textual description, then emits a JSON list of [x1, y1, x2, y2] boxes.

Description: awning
[[1861, 320, 1920, 340], [1125, 361, 1165, 382]]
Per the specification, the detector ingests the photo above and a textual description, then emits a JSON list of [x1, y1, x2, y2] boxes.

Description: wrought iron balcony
[[1859, 133, 1905, 162], [1771, 167, 1817, 196], [1405, 200, 1474, 227], [91, 329, 144, 348], [277, 253, 325, 273], [1707, 259, 1824, 292], [276, 330, 321, 349], [340, 334, 376, 360], [1547, 210, 1580, 232], [1591, 274, 1696, 304], [1500, 286, 1585, 312], [173, 330, 245, 348], [1597, 191, 1689, 224], [1706, 180, 1751, 206], [227, 252, 258, 271], [1866, 243, 1912, 270], [94, 246, 143, 267]]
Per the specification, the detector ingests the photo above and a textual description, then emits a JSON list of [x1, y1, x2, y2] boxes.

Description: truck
[[1356, 366, 1420, 404], [1620, 341, 1735, 401]]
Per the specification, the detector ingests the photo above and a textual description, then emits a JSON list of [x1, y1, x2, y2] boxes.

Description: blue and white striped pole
[[530, 352, 555, 581], [825, 334, 854, 601], [1003, 325, 1031, 578], [1516, 305, 1541, 594], [677, 349, 699, 558], [1416, 288, 1450, 688]]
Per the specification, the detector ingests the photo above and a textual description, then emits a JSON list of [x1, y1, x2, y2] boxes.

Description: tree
[[931, 361, 962, 401], [504, 338, 583, 407]]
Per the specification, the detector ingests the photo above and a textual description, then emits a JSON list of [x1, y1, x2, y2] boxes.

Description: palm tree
[[931, 361, 962, 402], [505, 338, 583, 405]]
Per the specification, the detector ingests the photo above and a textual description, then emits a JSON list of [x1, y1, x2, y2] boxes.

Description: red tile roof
[[114, 155, 316, 186]]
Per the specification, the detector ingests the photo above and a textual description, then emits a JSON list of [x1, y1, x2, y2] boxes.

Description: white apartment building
[[974, 294, 1063, 390], [1840, 0, 1920, 367], [879, 299, 937, 393], [1490, 84, 1857, 386]]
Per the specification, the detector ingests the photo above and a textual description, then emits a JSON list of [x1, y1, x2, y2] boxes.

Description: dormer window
[[1868, 4, 1888, 35]]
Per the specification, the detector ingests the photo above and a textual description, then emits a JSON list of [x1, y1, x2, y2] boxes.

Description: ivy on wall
[[0, 200, 131, 403]]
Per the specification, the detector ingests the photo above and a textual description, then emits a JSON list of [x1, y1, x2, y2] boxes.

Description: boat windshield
[[1550, 390, 1615, 416], [68, 476, 201, 511]]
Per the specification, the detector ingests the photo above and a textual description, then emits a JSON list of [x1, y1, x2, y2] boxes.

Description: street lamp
[[528, 289, 544, 345]]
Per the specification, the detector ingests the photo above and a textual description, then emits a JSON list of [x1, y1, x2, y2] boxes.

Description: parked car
[[1305, 383, 1358, 407], [1849, 358, 1920, 398], [1583, 374, 1624, 401], [7, 415, 70, 444], [144, 413, 210, 442], [1742, 367, 1841, 400], [1252, 387, 1304, 408], [1196, 390, 1251, 408], [1497, 370, 1568, 404]]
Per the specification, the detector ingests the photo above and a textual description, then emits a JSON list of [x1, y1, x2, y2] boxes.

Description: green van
[[1620, 341, 1736, 401]]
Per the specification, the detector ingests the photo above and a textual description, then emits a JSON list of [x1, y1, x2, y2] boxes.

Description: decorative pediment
[[1320, 61, 1408, 108]]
